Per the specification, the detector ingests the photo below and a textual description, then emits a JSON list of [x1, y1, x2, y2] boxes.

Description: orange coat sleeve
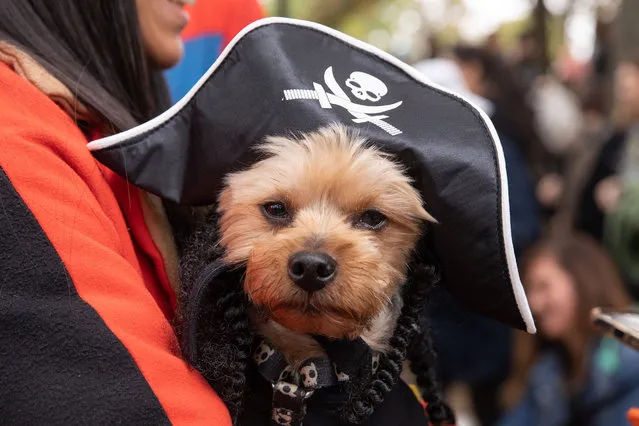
[[0, 63, 231, 425]]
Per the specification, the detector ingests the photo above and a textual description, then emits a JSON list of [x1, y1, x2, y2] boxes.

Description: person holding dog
[[0, 1, 231, 424]]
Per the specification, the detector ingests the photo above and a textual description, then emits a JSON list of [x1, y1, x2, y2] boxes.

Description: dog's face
[[218, 125, 433, 338]]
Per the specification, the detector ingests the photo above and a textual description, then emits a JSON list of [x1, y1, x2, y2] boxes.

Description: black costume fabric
[[0, 166, 170, 425], [242, 364, 428, 426], [89, 18, 535, 333]]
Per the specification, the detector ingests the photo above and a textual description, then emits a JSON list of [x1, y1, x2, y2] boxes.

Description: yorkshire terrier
[[174, 124, 454, 426]]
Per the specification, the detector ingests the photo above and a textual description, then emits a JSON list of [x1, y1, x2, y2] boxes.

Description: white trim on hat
[[87, 17, 536, 334]]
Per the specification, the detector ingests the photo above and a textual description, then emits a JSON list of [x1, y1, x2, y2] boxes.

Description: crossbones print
[[283, 66, 403, 136]]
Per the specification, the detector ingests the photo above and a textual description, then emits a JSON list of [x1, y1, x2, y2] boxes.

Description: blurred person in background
[[414, 55, 540, 426], [579, 51, 639, 300], [452, 45, 543, 246], [574, 127, 626, 244], [0, 0, 232, 423], [499, 234, 639, 426], [454, 45, 567, 222], [453, 45, 550, 188], [164, 0, 263, 102], [576, 50, 639, 241], [512, 29, 543, 90]]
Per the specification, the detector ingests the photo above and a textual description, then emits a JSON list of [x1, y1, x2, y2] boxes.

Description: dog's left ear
[[88, 18, 534, 334]]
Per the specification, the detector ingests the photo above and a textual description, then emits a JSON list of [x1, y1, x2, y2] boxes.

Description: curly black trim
[[195, 279, 251, 424], [177, 209, 253, 425], [341, 264, 454, 426], [409, 325, 455, 425]]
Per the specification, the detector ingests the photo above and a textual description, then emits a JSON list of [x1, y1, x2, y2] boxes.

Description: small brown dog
[[178, 124, 452, 426], [218, 124, 434, 365]]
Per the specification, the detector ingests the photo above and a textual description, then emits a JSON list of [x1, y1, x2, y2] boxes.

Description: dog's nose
[[288, 251, 337, 292]]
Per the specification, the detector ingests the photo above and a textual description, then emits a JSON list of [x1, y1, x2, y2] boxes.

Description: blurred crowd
[[4, 0, 637, 424], [168, 2, 639, 425], [411, 22, 639, 426]]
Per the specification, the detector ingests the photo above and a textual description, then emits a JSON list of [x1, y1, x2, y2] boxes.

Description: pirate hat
[[88, 18, 535, 333]]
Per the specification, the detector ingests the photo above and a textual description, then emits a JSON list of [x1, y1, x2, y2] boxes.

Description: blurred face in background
[[525, 254, 578, 341], [615, 61, 639, 126], [136, 0, 192, 68]]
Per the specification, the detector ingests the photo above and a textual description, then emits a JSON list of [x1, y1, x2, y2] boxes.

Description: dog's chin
[[257, 303, 368, 339]]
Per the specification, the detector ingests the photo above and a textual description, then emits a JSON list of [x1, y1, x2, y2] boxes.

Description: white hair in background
[[412, 58, 495, 117], [530, 76, 584, 155]]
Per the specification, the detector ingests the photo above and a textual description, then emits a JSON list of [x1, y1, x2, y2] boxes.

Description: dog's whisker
[[248, 283, 268, 296]]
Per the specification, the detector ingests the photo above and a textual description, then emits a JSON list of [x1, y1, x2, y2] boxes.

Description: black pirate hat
[[88, 18, 535, 333]]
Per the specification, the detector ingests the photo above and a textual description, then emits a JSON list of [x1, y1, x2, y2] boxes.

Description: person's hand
[[595, 175, 622, 213], [536, 173, 564, 208]]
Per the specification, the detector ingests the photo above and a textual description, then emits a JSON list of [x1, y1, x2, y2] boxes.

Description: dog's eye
[[355, 209, 387, 230], [262, 201, 290, 222]]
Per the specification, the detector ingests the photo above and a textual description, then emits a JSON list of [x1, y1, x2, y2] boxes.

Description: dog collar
[[254, 339, 380, 426]]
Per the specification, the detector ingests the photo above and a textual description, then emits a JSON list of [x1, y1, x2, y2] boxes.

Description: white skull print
[[254, 342, 275, 365], [371, 353, 380, 373], [275, 382, 299, 398], [300, 362, 318, 388], [345, 71, 388, 102]]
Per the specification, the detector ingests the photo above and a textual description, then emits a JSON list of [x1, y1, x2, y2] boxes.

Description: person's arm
[[0, 64, 230, 425]]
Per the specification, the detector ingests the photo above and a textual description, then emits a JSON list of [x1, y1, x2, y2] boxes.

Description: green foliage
[[264, 0, 421, 47], [263, 0, 578, 63]]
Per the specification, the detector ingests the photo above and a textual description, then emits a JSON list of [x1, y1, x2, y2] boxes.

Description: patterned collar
[[253, 339, 380, 426]]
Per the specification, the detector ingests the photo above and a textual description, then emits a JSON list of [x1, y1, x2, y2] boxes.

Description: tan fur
[[218, 124, 433, 364]]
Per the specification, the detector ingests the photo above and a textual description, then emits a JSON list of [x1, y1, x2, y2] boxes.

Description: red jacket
[[0, 61, 231, 424]]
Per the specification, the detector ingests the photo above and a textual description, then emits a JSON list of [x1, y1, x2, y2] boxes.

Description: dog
[[175, 124, 452, 426]]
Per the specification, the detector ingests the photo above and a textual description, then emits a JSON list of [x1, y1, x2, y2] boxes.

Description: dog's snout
[[288, 251, 337, 292]]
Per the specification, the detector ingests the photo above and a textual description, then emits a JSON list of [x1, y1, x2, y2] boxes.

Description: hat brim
[[88, 18, 535, 333]]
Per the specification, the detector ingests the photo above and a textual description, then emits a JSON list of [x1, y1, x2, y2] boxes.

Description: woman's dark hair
[[503, 233, 631, 407], [453, 45, 550, 178], [0, 0, 171, 132]]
